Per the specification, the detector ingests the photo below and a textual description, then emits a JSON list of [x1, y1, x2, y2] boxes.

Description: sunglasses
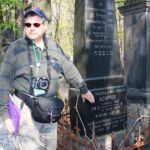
[[24, 22, 43, 28]]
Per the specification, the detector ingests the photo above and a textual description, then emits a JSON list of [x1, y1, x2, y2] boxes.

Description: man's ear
[[44, 21, 48, 31]]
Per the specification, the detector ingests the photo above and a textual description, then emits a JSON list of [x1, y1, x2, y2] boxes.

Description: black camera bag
[[31, 96, 64, 123], [15, 91, 64, 123]]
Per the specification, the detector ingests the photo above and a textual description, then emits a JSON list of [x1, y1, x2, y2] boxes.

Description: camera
[[30, 76, 50, 96], [31, 76, 50, 90]]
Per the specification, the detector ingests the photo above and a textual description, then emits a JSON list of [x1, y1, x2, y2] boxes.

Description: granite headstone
[[70, 0, 127, 138]]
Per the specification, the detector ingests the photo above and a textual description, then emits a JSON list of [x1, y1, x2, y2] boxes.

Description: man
[[0, 6, 95, 150]]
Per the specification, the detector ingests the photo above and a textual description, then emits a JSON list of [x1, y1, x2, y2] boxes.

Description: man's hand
[[81, 90, 95, 103], [4, 118, 15, 133]]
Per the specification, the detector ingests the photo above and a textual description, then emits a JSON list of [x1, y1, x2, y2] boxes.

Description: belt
[[15, 91, 36, 100]]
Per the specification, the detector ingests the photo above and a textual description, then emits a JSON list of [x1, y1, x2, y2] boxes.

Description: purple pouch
[[8, 94, 21, 135]]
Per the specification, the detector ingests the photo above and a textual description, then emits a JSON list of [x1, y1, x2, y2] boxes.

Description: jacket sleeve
[[59, 49, 88, 94], [0, 45, 14, 121]]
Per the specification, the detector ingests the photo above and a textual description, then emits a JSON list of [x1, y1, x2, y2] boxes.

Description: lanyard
[[27, 38, 51, 80], [32, 43, 42, 75]]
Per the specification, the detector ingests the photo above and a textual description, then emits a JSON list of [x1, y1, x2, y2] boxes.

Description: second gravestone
[[69, 0, 127, 138]]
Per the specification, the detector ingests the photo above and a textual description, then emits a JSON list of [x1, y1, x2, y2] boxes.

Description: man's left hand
[[81, 91, 95, 103]]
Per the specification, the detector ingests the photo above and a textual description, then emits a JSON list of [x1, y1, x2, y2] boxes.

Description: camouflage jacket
[[0, 36, 88, 121]]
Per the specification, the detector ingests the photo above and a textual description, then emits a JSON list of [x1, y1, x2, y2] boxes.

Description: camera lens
[[38, 77, 50, 90]]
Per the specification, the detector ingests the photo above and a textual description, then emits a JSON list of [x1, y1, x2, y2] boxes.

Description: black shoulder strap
[[45, 47, 51, 79]]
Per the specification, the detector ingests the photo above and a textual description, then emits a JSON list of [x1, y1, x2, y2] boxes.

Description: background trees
[[0, 0, 21, 37]]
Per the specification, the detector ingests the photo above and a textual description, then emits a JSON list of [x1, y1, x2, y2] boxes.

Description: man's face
[[24, 15, 47, 42]]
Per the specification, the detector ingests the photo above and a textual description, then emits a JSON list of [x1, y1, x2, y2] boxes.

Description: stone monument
[[119, 0, 150, 148], [120, 0, 150, 104], [70, 0, 127, 143]]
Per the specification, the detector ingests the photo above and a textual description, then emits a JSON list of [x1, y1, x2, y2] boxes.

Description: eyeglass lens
[[25, 23, 42, 28]]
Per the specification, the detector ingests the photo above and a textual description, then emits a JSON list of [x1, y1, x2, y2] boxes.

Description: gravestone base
[[95, 131, 125, 150], [127, 88, 150, 104]]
